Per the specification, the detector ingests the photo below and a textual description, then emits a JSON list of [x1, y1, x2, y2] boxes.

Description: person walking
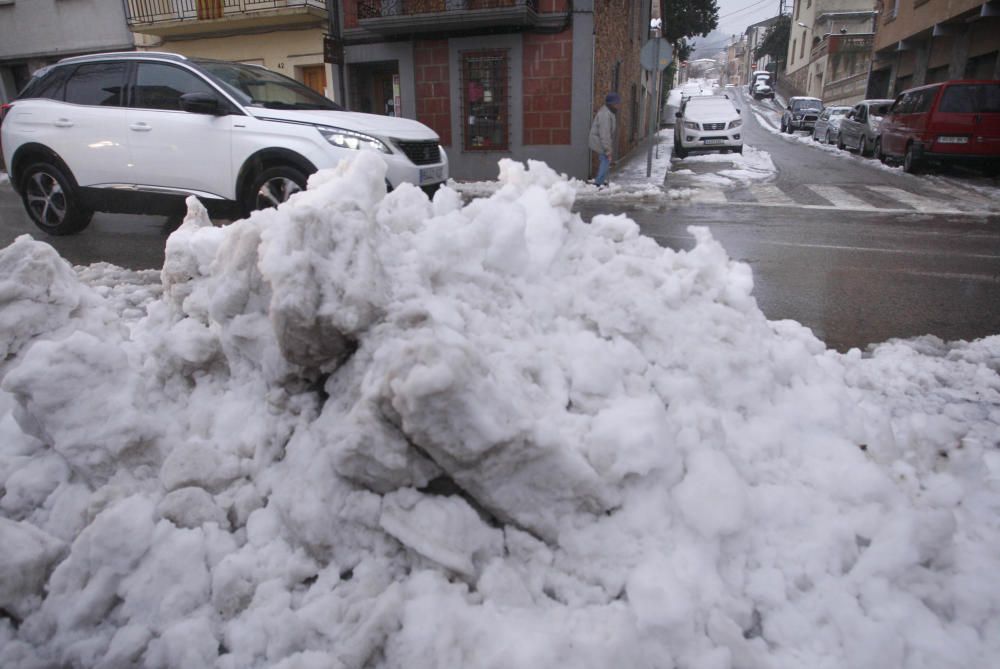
[[589, 92, 620, 188]]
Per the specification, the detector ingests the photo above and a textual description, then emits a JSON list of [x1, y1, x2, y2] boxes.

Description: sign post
[[640, 38, 673, 178]]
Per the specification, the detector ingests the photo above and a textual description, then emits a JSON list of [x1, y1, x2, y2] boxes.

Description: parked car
[[836, 99, 894, 156], [674, 94, 743, 158], [812, 105, 851, 144], [749, 70, 772, 96], [780, 97, 823, 133], [875, 80, 1000, 175], [0, 51, 448, 235], [752, 80, 775, 100]]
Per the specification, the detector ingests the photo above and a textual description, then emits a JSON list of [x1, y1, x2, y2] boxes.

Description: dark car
[[781, 97, 823, 133], [875, 80, 1000, 175]]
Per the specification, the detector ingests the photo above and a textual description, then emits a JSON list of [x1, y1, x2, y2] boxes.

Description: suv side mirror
[[180, 92, 223, 115], [786, 105, 792, 111]]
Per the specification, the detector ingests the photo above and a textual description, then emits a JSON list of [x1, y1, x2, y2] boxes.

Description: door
[[126, 61, 233, 198], [48, 61, 132, 187], [300, 65, 326, 96]]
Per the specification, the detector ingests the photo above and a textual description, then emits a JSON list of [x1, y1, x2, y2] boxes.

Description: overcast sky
[[713, 0, 784, 44]]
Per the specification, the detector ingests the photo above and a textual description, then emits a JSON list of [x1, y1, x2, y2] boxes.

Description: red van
[[875, 80, 1000, 175]]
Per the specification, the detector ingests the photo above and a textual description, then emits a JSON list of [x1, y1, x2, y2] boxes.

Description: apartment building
[[868, 0, 1000, 98], [744, 15, 782, 86], [341, 0, 654, 181], [125, 1, 333, 97], [0, 0, 135, 103], [784, 0, 878, 99]]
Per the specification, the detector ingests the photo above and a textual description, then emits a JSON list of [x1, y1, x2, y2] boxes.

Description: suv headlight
[[317, 126, 391, 154], [728, 119, 742, 129], [684, 121, 700, 130]]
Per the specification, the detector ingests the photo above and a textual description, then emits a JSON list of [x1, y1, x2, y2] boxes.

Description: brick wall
[[523, 30, 573, 145], [592, 0, 646, 159], [414, 39, 453, 147], [344, 0, 358, 29]]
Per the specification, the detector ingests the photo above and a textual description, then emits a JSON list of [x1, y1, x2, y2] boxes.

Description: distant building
[[868, 0, 1000, 99], [0, 0, 135, 103], [785, 0, 878, 103], [743, 15, 782, 86]]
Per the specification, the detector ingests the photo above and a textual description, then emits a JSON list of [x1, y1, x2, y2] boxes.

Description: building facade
[[744, 16, 782, 86], [342, 0, 653, 181], [0, 0, 135, 103], [125, 1, 333, 97], [868, 0, 1000, 99], [785, 0, 877, 99]]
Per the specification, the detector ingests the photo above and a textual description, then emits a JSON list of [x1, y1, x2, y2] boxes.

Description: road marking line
[[750, 184, 797, 205], [867, 185, 960, 213], [804, 185, 872, 209], [690, 189, 728, 203]]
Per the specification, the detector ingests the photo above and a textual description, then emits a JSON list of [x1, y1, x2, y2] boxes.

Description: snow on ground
[[0, 171, 9, 186], [2, 152, 1000, 669], [450, 130, 673, 204]]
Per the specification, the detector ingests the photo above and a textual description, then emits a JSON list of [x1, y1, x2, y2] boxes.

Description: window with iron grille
[[462, 50, 509, 151]]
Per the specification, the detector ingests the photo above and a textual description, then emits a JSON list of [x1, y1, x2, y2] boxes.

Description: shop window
[[462, 50, 508, 151]]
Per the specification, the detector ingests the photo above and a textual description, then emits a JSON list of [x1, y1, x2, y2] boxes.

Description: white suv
[[0, 52, 448, 235], [673, 95, 743, 158]]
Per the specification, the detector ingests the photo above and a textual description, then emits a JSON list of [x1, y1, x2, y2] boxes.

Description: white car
[[0, 52, 448, 235], [673, 95, 743, 158]]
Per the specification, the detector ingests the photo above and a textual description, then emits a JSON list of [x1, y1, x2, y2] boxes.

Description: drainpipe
[[325, 0, 347, 105]]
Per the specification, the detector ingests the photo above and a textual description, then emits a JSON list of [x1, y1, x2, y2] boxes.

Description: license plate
[[420, 166, 444, 184], [704, 139, 725, 145]]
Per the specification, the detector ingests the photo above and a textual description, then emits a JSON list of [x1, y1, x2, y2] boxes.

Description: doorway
[[300, 65, 327, 96], [349, 61, 400, 116]]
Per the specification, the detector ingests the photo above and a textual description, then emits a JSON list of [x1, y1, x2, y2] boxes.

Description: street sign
[[640, 38, 673, 72]]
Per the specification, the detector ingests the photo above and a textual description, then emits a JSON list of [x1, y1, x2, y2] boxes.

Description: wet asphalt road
[[578, 90, 1000, 352], [2, 94, 999, 352]]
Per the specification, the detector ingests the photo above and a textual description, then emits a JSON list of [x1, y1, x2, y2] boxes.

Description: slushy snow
[[1, 152, 999, 669]]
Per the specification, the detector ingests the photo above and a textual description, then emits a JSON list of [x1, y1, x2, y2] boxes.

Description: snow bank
[[1, 152, 999, 669]]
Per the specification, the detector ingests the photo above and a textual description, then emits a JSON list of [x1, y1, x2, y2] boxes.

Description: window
[[20, 66, 70, 101], [64, 62, 126, 107], [133, 62, 216, 111], [462, 51, 508, 151], [791, 40, 796, 64], [800, 32, 806, 59], [939, 84, 1000, 113]]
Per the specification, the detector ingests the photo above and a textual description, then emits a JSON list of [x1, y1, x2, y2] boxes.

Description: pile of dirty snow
[[1, 153, 999, 669]]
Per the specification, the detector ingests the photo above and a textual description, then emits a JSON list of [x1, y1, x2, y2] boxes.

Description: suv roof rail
[[57, 51, 188, 65]]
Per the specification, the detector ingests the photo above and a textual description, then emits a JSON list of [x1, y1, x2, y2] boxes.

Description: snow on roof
[[1, 152, 999, 668]]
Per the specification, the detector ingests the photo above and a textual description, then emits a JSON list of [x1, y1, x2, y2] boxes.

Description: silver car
[[812, 106, 851, 144], [836, 99, 894, 156]]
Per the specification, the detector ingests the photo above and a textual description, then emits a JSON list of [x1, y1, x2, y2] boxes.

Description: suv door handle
[[54, 118, 73, 128], [129, 122, 152, 132]]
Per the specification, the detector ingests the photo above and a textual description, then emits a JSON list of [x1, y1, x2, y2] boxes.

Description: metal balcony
[[124, 0, 328, 38], [356, 0, 540, 35]]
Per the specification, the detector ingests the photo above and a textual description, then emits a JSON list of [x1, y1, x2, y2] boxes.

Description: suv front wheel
[[245, 165, 308, 215], [21, 162, 94, 236]]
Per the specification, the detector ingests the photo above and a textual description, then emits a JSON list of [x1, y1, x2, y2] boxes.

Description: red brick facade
[[414, 40, 453, 147], [523, 31, 573, 146]]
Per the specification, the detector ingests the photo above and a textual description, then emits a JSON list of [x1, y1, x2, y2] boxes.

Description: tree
[[661, 0, 720, 44], [754, 15, 791, 65]]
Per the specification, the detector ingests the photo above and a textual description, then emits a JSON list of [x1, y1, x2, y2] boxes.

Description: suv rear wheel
[[903, 143, 922, 174], [245, 165, 307, 215], [21, 162, 94, 236]]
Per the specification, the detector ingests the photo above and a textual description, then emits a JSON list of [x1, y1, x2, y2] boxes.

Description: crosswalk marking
[[666, 182, 994, 216], [750, 184, 796, 205], [803, 185, 872, 209], [866, 186, 958, 213]]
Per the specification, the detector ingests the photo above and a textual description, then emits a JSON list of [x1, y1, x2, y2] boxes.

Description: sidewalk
[[608, 128, 674, 191]]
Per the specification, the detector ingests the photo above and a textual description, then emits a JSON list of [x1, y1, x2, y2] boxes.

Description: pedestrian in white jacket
[[589, 92, 620, 187]]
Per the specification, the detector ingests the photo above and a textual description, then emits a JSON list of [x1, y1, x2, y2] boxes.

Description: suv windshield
[[194, 60, 342, 111], [939, 84, 1000, 113], [793, 99, 822, 111]]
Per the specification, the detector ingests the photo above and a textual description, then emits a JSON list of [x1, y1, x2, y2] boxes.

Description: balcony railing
[[358, 0, 536, 19], [125, 0, 326, 25]]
